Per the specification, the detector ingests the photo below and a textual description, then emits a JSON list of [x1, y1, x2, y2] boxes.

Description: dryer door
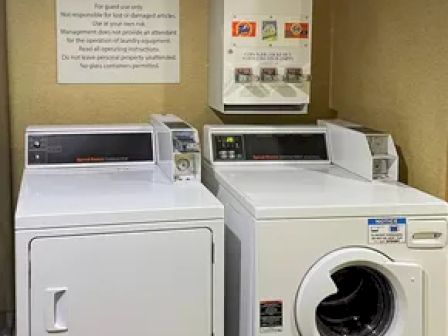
[[29, 228, 213, 336], [295, 247, 423, 336]]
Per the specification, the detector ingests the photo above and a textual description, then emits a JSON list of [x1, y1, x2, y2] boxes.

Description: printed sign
[[368, 218, 407, 244], [232, 21, 257, 37], [262, 21, 278, 41], [260, 300, 283, 333], [285, 22, 309, 39], [56, 0, 180, 84]]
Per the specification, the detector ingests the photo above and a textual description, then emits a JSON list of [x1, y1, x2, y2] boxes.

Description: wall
[[0, 0, 12, 315], [4, 0, 333, 311], [2, 0, 448, 323], [331, 0, 448, 199], [7, 0, 334, 194]]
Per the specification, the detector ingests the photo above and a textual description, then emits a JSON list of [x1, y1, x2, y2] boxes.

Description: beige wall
[[331, 0, 448, 199], [4, 0, 333, 311], [7, 0, 334, 194], [0, 0, 12, 314]]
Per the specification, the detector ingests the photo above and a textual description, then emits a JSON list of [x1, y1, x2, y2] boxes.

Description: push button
[[219, 151, 228, 160]]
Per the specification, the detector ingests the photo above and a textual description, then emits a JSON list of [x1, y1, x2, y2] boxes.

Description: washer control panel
[[214, 135, 244, 161], [212, 132, 328, 162]]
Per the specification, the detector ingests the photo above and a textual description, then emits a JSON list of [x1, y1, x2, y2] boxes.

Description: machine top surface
[[17, 124, 222, 230], [207, 163, 448, 219], [16, 166, 223, 230]]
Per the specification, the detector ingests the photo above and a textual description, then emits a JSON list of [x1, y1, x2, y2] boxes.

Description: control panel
[[214, 135, 244, 161], [212, 132, 328, 162], [26, 128, 154, 166]]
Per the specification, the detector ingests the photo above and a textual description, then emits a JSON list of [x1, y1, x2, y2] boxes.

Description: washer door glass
[[316, 266, 394, 336], [295, 248, 424, 336]]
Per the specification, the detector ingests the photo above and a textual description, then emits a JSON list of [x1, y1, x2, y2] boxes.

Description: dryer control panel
[[204, 126, 329, 163], [26, 125, 154, 167]]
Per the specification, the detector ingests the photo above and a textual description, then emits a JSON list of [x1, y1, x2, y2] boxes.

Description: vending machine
[[209, 0, 312, 114]]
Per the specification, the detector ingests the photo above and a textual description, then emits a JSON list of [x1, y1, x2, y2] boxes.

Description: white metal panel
[[15, 219, 224, 336], [15, 166, 223, 229], [206, 163, 448, 219], [216, 186, 257, 336], [322, 121, 399, 182], [30, 229, 213, 336], [253, 216, 448, 336]]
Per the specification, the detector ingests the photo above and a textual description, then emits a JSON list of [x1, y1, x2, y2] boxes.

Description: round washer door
[[295, 247, 424, 336]]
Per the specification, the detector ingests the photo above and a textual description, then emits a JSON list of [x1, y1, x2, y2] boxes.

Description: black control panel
[[213, 135, 244, 161], [27, 133, 153, 165], [213, 133, 328, 161]]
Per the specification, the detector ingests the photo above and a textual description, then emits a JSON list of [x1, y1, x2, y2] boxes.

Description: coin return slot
[[284, 68, 304, 83], [235, 68, 254, 84], [260, 68, 279, 83]]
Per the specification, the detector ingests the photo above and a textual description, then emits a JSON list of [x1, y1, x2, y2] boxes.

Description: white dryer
[[15, 125, 224, 336], [202, 124, 448, 336]]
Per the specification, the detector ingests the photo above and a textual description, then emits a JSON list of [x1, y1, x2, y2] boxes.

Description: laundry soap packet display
[[224, 14, 311, 108]]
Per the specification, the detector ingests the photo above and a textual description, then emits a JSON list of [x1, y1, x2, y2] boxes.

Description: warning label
[[260, 300, 283, 333], [368, 218, 407, 244]]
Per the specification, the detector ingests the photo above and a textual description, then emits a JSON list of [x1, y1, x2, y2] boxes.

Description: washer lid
[[295, 248, 424, 336], [15, 166, 223, 230], [210, 164, 448, 219]]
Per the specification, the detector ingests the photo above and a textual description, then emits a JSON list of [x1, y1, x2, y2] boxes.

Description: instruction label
[[260, 300, 283, 333], [56, 0, 179, 83], [237, 48, 298, 63], [368, 218, 406, 244]]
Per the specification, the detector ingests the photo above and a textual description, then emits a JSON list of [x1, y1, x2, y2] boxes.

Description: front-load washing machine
[[202, 124, 448, 336], [15, 124, 224, 336]]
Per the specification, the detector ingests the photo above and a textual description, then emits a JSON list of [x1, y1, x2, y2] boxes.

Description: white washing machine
[[202, 124, 448, 336], [15, 124, 224, 336]]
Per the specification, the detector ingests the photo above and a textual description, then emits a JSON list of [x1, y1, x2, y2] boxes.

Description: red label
[[285, 22, 309, 39], [252, 155, 280, 161], [232, 21, 257, 37], [76, 157, 106, 163]]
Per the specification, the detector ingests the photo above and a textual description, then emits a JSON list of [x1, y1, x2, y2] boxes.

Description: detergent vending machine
[[209, 0, 312, 114]]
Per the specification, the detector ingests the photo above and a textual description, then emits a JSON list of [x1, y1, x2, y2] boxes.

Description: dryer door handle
[[45, 287, 68, 333]]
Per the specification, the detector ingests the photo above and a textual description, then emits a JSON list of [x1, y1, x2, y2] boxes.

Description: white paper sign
[[56, 0, 179, 83]]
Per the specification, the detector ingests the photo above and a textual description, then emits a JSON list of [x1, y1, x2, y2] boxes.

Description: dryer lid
[[295, 248, 424, 336]]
